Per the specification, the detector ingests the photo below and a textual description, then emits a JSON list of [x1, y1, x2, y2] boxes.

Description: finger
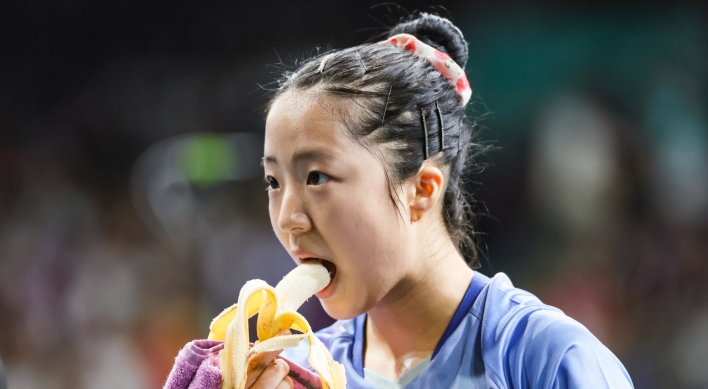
[[245, 349, 283, 388], [275, 376, 294, 389], [250, 359, 290, 389], [245, 330, 293, 387]]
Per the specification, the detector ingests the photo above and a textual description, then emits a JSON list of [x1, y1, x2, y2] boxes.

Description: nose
[[277, 187, 312, 234]]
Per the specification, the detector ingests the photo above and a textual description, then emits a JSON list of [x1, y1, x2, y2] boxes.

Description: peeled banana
[[208, 261, 347, 389]]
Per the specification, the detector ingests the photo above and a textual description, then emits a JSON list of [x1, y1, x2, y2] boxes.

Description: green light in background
[[178, 134, 239, 187]]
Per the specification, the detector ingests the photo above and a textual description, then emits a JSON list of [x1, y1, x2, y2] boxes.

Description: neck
[[364, 232, 473, 379]]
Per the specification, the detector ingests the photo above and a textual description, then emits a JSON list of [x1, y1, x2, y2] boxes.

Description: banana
[[208, 261, 347, 389]]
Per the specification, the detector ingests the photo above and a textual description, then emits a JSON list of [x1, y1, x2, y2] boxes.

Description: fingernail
[[275, 358, 290, 372]]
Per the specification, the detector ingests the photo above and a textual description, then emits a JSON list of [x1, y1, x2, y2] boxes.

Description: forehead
[[264, 90, 359, 160]]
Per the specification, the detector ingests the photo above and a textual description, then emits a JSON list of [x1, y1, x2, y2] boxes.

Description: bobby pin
[[318, 53, 335, 73], [381, 85, 392, 124], [421, 107, 429, 159], [435, 101, 445, 151], [354, 51, 368, 73]]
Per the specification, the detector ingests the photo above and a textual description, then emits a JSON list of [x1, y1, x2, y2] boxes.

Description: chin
[[318, 297, 364, 321]]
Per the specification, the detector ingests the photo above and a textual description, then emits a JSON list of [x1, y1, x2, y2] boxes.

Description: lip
[[290, 249, 337, 298], [290, 249, 326, 264], [315, 270, 336, 299]]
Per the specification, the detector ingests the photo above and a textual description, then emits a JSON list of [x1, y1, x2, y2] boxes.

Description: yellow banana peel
[[208, 261, 347, 389]]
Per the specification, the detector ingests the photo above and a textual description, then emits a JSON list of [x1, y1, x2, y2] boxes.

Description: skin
[[246, 353, 293, 389], [257, 89, 473, 384]]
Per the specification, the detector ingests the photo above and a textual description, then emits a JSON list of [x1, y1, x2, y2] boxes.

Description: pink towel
[[163, 340, 322, 389]]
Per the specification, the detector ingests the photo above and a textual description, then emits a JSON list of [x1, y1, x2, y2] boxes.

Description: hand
[[244, 331, 294, 389], [245, 349, 294, 389]]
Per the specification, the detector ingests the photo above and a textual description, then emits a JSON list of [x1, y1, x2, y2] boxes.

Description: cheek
[[323, 184, 406, 272], [319, 196, 406, 318]]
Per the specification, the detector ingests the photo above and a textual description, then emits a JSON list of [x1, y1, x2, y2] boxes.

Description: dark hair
[[268, 13, 483, 267]]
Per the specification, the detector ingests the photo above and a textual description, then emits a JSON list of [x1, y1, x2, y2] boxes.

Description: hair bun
[[388, 13, 469, 69]]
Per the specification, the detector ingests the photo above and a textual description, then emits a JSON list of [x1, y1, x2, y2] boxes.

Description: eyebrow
[[262, 148, 334, 165]]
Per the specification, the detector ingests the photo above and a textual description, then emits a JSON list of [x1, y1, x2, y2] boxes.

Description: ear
[[407, 161, 445, 223]]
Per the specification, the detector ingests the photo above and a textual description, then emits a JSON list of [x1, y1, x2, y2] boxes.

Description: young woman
[[168, 12, 634, 389]]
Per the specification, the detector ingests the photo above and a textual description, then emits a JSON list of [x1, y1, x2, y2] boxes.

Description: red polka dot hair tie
[[383, 33, 472, 106]]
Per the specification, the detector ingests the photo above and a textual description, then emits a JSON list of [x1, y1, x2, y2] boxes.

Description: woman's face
[[264, 90, 412, 319]]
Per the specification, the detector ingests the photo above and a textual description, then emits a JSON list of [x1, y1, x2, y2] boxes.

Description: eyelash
[[264, 171, 330, 191]]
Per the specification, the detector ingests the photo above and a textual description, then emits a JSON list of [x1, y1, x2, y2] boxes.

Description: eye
[[265, 175, 280, 190], [306, 171, 330, 186]]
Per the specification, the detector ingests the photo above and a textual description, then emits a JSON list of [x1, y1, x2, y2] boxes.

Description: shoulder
[[479, 273, 633, 388]]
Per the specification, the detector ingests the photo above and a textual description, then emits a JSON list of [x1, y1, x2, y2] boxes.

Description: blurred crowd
[[522, 92, 708, 388], [1, 2, 707, 389], [0, 128, 335, 388]]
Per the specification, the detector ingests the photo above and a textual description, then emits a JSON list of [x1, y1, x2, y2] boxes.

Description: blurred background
[[1, 1, 707, 388]]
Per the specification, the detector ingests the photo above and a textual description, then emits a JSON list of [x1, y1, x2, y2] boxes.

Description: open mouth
[[303, 258, 337, 281]]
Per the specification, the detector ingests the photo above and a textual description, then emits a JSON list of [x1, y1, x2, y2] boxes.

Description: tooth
[[208, 261, 346, 389]]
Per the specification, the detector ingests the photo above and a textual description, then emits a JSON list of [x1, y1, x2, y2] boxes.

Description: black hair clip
[[381, 86, 392, 124], [354, 51, 368, 73], [421, 107, 429, 159], [435, 101, 444, 151]]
